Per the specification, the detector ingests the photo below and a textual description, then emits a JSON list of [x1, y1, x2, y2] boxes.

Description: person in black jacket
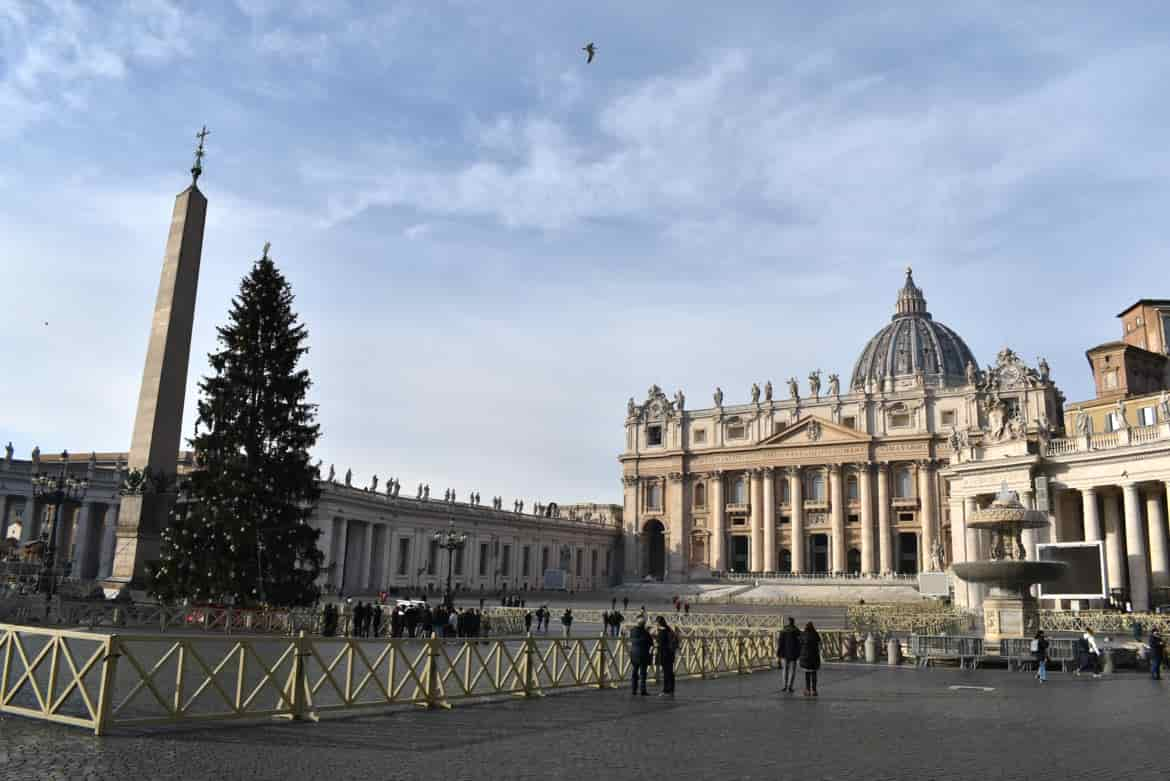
[[1033, 630, 1050, 683], [800, 621, 821, 697], [629, 617, 653, 695], [655, 616, 677, 697], [1148, 628, 1164, 680], [777, 617, 802, 693]]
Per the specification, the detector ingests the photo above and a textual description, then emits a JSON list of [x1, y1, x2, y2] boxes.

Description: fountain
[[952, 484, 1068, 646]]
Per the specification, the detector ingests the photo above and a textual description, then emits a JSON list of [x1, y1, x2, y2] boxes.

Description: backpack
[[1029, 639, 1040, 653]]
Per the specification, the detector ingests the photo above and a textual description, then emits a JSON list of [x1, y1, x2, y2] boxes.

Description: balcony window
[[646, 483, 663, 511], [693, 483, 706, 509], [1140, 406, 1157, 426], [846, 475, 859, 501], [804, 472, 825, 502], [895, 468, 913, 498], [732, 477, 747, 504], [779, 479, 790, 504], [647, 425, 663, 447]]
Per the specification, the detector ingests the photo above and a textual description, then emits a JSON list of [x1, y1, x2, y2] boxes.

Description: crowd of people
[[321, 599, 494, 639]]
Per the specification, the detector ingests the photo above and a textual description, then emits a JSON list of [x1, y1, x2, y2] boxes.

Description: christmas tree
[[148, 244, 323, 607]]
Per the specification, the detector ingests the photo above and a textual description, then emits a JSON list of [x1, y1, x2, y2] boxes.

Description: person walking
[[612, 610, 624, 637], [655, 616, 678, 697], [524, 610, 533, 634], [799, 621, 821, 697], [1076, 628, 1102, 678], [561, 608, 574, 639], [1032, 630, 1050, 683], [623, 596, 629, 611], [629, 617, 653, 696], [1148, 627, 1164, 680], [777, 617, 802, 693], [612, 597, 617, 611]]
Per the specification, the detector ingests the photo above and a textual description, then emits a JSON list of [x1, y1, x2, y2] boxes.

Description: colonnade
[[698, 461, 938, 576], [0, 494, 120, 581]]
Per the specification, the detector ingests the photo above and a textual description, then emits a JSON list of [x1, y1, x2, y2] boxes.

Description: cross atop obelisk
[[110, 129, 210, 590]]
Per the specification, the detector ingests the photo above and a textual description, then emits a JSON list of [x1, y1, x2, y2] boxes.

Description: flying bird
[[583, 42, 596, 63]]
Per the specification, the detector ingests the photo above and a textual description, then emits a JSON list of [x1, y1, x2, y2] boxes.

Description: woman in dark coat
[[628, 617, 653, 696], [777, 617, 802, 693], [799, 621, 821, 697], [655, 616, 677, 697]]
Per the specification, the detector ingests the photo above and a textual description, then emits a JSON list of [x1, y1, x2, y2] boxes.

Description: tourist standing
[[524, 610, 533, 634], [655, 616, 677, 697], [629, 617, 652, 696], [800, 622, 821, 697], [612, 610, 624, 637], [1148, 628, 1164, 680], [371, 604, 383, 638], [561, 608, 574, 638], [1032, 630, 1049, 683], [778, 617, 802, 693], [683, 602, 690, 615], [623, 596, 629, 611]]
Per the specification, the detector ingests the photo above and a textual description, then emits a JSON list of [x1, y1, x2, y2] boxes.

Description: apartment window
[[479, 543, 489, 576], [1103, 370, 1119, 390], [500, 544, 511, 576], [646, 483, 663, 511], [1140, 406, 1157, 426], [541, 547, 550, 574], [647, 424, 664, 447], [591, 549, 598, 577], [895, 468, 913, 498], [693, 483, 706, 508], [1105, 411, 1123, 432], [397, 538, 411, 575], [692, 428, 708, 445], [842, 416, 856, 429], [940, 410, 956, 426], [522, 546, 531, 577], [427, 540, 439, 575]]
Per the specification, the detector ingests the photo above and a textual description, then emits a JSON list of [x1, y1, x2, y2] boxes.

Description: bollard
[[1103, 648, 1114, 675], [844, 634, 857, 661], [887, 636, 901, 666], [865, 633, 877, 664]]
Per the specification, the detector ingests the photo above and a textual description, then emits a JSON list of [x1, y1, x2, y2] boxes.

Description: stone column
[[749, 469, 764, 572], [667, 472, 687, 578], [877, 464, 892, 573], [1019, 489, 1036, 561], [1102, 491, 1126, 597], [762, 467, 776, 572], [709, 473, 725, 572], [0, 494, 10, 540], [788, 467, 804, 573], [918, 461, 936, 572], [333, 517, 349, 593], [97, 504, 119, 580], [964, 496, 983, 609], [380, 523, 393, 592], [1146, 487, 1169, 593], [1082, 488, 1102, 542], [72, 501, 99, 580], [53, 504, 74, 564], [20, 498, 39, 542], [361, 521, 375, 591], [859, 465, 875, 575], [829, 464, 845, 573], [1122, 482, 1150, 611]]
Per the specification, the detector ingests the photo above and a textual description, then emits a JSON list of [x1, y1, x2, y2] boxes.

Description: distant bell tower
[[109, 128, 210, 589]]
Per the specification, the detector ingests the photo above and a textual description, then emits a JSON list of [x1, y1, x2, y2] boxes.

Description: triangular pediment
[[757, 416, 872, 448]]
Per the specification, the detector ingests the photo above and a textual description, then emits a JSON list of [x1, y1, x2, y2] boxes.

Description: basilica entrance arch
[[642, 519, 666, 580]]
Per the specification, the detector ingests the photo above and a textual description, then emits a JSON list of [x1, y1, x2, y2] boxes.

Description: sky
[[2, 1, 1169, 505]]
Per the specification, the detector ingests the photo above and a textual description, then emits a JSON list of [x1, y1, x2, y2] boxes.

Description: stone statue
[[627, 397, 637, 418], [327, 464, 335, 482], [393, 479, 401, 497], [787, 377, 799, 401], [1116, 398, 1129, 429], [344, 468, 352, 487], [418, 483, 424, 499], [451, 490, 457, 503], [965, 360, 977, 387], [424, 484, 430, 499], [1075, 408, 1089, 435], [31, 446, 40, 466], [929, 540, 946, 572], [1159, 390, 1170, 421], [1007, 412, 1026, 440], [444, 488, 451, 502], [88, 451, 97, 470], [3, 442, 11, 462], [1035, 413, 1050, 433], [386, 478, 394, 496], [713, 387, 723, 407], [827, 373, 840, 397], [371, 474, 379, 493], [674, 389, 685, 410], [986, 396, 1008, 441], [948, 426, 964, 454], [313, 459, 322, 479], [808, 370, 822, 399], [1038, 357, 1050, 382], [750, 383, 761, 404], [764, 381, 773, 402], [518, 500, 524, 513]]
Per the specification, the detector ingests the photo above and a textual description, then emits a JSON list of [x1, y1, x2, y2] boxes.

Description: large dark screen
[[1038, 544, 1105, 598]]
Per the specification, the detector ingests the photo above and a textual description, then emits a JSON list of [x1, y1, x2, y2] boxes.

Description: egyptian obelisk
[[108, 128, 209, 589]]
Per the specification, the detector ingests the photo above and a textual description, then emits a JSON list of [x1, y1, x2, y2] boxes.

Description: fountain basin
[[952, 560, 1067, 588]]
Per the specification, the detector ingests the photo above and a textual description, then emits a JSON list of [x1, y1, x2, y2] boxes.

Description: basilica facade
[[620, 269, 1063, 583]]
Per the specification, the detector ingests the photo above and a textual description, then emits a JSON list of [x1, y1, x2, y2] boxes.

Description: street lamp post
[[30, 451, 89, 603], [433, 519, 467, 609]]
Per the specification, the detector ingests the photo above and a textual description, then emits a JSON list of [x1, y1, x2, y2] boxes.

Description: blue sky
[[2, 1, 1169, 504]]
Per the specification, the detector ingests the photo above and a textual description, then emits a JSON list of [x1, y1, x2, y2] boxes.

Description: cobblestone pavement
[[4, 664, 1165, 781]]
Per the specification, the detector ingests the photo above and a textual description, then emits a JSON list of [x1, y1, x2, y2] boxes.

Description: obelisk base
[[106, 493, 173, 590]]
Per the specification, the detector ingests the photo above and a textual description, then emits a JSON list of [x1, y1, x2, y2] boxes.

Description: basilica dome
[[849, 268, 978, 392]]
